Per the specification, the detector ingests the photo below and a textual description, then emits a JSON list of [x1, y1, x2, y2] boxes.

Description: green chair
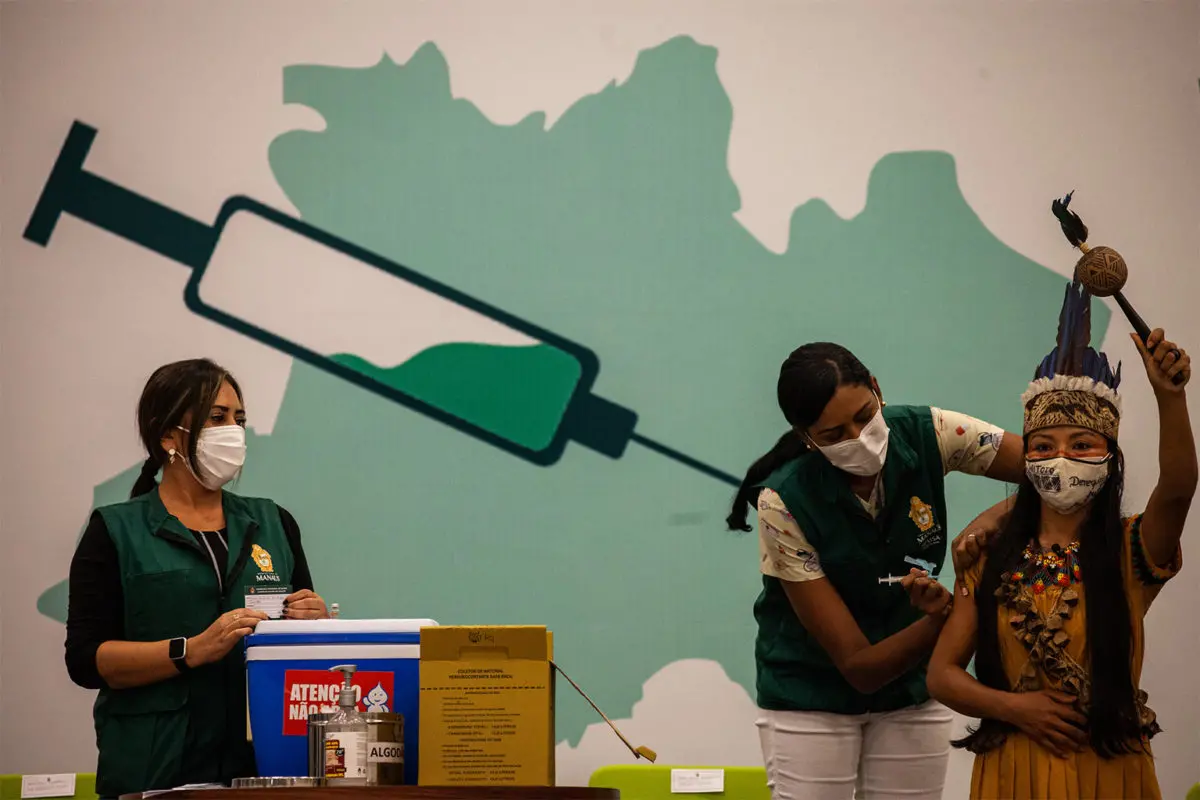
[[589, 765, 771, 800], [0, 775, 97, 800]]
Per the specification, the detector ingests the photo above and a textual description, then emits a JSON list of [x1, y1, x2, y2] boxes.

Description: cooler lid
[[245, 618, 436, 646]]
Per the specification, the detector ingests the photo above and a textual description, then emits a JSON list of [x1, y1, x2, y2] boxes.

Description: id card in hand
[[245, 585, 292, 620]]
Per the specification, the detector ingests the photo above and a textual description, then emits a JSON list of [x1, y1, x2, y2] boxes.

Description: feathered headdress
[[1021, 210, 1123, 440]]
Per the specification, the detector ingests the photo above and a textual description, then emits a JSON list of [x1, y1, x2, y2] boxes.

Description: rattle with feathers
[[1050, 191, 1184, 386]]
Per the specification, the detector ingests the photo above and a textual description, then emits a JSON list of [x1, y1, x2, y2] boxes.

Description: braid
[[726, 431, 809, 531], [129, 456, 160, 498]]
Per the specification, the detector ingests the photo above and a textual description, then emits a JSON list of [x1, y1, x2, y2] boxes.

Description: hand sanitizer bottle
[[323, 664, 368, 786]]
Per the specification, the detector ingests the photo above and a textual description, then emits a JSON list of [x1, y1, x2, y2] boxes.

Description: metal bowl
[[230, 778, 322, 789]]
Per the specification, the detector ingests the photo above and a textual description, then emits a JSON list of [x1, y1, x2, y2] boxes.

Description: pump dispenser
[[323, 664, 368, 786]]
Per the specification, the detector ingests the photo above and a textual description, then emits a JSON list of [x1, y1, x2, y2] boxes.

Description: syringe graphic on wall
[[25, 120, 739, 485]]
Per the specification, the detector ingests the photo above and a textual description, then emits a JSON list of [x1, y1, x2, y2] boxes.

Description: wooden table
[[123, 788, 618, 800]]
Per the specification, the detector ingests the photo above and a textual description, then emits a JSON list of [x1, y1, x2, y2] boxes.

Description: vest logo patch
[[909, 497, 936, 532], [917, 528, 942, 549], [252, 544, 275, 573]]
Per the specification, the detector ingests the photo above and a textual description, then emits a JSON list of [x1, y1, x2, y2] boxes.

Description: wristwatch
[[169, 637, 191, 673]]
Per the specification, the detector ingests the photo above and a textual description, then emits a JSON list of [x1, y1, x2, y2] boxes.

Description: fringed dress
[[962, 515, 1180, 799]]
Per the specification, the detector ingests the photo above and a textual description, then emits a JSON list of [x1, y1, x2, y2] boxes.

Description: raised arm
[[1135, 329, 1196, 567]]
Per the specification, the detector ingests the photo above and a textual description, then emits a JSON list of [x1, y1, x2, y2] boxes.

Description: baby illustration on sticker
[[364, 683, 391, 713]]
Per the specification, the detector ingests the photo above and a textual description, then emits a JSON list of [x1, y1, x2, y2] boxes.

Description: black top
[[65, 505, 315, 690]]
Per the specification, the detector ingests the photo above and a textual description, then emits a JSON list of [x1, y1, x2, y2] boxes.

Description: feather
[[1027, 193, 1121, 408], [1032, 278, 1120, 391], [1051, 190, 1090, 248]]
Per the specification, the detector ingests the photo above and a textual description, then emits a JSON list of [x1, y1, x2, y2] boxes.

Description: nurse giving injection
[[65, 359, 328, 798]]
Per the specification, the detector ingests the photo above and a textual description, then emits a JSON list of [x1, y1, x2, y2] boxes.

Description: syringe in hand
[[24, 121, 738, 485], [878, 569, 942, 585]]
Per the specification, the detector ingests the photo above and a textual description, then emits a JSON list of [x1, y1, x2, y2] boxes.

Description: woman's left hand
[[952, 525, 997, 575], [1134, 329, 1190, 394], [284, 589, 329, 620]]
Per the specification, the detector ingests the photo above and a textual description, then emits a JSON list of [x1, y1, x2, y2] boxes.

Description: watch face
[[169, 637, 186, 660]]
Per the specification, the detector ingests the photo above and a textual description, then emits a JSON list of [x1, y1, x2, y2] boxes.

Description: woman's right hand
[[1001, 689, 1088, 757], [901, 569, 952, 616], [186, 608, 269, 667], [1134, 329, 1190, 394]]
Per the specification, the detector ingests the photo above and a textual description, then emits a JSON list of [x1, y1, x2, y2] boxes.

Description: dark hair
[[129, 359, 244, 498], [726, 343, 873, 531], [956, 446, 1144, 758]]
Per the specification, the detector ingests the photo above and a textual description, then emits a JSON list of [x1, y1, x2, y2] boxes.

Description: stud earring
[[168, 448, 177, 465]]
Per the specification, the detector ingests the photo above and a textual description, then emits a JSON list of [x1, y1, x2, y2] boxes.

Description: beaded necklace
[[1008, 540, 1082, 594]]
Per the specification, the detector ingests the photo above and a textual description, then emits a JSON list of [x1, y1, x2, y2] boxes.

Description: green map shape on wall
[[41, 35, 1110, 747]]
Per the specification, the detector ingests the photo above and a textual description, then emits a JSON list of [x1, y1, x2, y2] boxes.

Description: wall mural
[[24, 35, 1108, 745]]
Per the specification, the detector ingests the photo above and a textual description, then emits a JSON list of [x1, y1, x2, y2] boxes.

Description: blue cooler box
[[245, 618, 435, 786]]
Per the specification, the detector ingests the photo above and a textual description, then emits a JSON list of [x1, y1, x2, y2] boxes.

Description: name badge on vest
[[246, 585, 292, 619], [245, 544, 289, 618]]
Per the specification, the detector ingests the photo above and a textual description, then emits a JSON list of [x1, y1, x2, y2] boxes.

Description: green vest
[[92, 490, 295, 797], [754, 405, 949, 715]]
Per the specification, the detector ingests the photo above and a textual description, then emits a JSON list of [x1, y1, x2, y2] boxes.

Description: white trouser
[[757, 700, 953, 800]]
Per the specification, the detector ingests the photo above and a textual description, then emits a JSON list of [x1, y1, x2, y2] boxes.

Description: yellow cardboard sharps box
[[418, 625, 554, 786]]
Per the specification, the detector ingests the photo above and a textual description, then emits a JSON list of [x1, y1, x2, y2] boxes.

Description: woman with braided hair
[[65, 358, 329, 797], [727, 343, 1027, 799]]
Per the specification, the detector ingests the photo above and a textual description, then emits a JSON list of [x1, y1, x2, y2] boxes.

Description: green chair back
[[588, 765, 770, 800], [0, 775, 96, 800]]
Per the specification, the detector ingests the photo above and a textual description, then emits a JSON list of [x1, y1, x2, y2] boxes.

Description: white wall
[[2, 1, 1199, 796]]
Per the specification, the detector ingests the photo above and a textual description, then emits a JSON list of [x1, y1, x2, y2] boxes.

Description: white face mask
[[808, 406, 890, 477], [1025, 455, 1111, 514], [177, 424, 246, 490]]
